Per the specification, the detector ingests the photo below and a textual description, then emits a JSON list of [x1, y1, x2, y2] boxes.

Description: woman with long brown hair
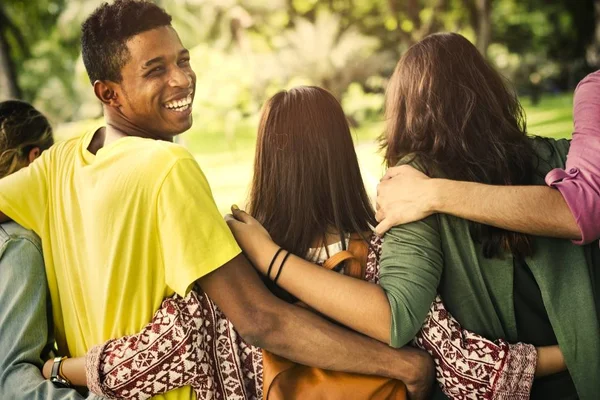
[[372, 34, 600, 399]]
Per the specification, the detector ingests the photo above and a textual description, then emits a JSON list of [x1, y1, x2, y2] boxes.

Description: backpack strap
[[322, 251, 354, 271], [321, 235, 370, 279]]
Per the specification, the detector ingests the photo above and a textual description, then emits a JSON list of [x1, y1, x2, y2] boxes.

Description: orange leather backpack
[[262, 236, 407, 400]]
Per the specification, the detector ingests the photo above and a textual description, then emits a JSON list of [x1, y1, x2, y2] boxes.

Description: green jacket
[[380, 137, 600, 399]]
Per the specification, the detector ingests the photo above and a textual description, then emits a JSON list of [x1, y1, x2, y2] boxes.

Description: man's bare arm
[[197, 253, 434, 399], [430, 179, 580, 239], [375, 165, 580, 240]]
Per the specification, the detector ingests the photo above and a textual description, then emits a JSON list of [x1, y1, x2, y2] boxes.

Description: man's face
[[116, 26, 196, 140]]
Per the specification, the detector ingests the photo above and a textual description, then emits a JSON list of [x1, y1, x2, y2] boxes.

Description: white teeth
[[163, 94, 193, 111]]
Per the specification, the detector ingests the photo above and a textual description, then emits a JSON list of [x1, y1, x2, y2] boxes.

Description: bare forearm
[[431, 179, 580, 240], [260, 299, 429, 387], [535, 346, 567, 377], [42, 357, 87, 387], [62, 357, 87, 386], [262, 252, 391, 343]]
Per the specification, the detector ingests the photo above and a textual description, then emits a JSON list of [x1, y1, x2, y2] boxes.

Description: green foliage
[[0, 0, 596, 130], [489, 0, 595, 91]]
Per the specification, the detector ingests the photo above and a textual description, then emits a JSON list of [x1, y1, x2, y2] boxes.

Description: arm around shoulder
[[198, 252, 435, 398], [376, 157, 580, 240]]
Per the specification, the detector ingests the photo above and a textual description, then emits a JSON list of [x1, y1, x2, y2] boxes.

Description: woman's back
[[380, 136, 599, 399]]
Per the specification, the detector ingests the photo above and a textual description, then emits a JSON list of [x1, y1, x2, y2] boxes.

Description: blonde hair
[[0, 101, 53, 178]]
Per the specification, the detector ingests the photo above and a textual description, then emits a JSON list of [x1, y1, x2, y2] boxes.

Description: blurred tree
[[587, 0, 600, 67], [461, 0, 491, 55], [276, 11, 393, 98], [1, 0, 597, 125], [491, 0, 595, 92], [0, 0, 85, 122], [0, 3, 26, 99]]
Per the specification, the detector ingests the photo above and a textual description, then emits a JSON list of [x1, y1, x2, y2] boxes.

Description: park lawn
[[522, 94, 573, 140], [55, 93, 574, 214]]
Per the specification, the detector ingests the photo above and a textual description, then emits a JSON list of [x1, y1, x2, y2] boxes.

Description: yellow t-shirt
[[0, 130, 241, 400]]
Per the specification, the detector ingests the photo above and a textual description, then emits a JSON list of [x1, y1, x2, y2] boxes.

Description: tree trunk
[[0, 31, 21, 100], [475, 0, 491, 57], [587, 0, 600, 67]]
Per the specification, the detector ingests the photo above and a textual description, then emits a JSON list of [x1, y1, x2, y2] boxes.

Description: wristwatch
[[50, 356, 72, 388]]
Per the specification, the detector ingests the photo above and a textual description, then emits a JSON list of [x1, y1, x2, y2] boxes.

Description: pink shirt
[[545, 70, 600, 244]]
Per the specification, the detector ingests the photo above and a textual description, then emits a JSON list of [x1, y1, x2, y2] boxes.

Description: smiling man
[[0, 1, 433, 399]]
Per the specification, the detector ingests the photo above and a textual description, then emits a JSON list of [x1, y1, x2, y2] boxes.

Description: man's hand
[[375, 165, 437, 236], [400, 347, 435, 400]]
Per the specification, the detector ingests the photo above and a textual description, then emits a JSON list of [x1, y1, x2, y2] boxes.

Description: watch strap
[[50, 356, 72, 388]]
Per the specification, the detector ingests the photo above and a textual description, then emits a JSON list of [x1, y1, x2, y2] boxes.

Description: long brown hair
[[380, 33, 536, 259], [248, 86, 376, 258]]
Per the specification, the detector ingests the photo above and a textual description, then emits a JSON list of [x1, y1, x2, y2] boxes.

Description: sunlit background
[[1, 0, 599, 212]]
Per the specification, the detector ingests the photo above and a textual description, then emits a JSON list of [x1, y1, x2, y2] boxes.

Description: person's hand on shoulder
[[375, 165, 438, 236]]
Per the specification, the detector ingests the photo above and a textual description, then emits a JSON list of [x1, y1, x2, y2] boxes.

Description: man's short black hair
[[81, 0, 172, 83]]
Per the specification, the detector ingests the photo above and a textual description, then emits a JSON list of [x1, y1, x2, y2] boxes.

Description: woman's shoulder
[[394, 153, 447, 178], [527, 136, 571, 173], [0, 222, 42, 253]]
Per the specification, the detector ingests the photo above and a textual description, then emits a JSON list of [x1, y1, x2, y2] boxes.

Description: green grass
[[55, 93, 574, 214], [521, 94, 573, 139]]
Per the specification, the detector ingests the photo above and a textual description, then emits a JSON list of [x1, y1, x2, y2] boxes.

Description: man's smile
[[163, 91, 193, 112]]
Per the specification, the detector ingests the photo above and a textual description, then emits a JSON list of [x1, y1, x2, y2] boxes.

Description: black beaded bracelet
[[267, 247, 284, 280], [273, 251, 292, 285]]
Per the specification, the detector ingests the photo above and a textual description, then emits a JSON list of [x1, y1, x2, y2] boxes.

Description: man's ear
[[27, 147, 41, 165], [93, 80, 121, 107]]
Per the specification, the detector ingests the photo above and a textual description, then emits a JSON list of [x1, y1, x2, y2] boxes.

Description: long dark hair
[[248, 86, 376, 258], [380, 33, 535, 259]]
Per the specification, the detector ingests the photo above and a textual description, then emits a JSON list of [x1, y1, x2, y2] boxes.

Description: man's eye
[[147, 66, 164, 76], [178, 58, 190, 66]]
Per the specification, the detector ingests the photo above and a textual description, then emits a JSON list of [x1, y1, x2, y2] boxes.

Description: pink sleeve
[[413, 296, 537, 400], [545, 70, 600, 244], [85, 292, 205, 399]]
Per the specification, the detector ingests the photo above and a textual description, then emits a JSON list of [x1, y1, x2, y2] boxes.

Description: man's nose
[[169, 66, 192, 88]]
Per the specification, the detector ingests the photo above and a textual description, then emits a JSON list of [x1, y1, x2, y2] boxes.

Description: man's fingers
[[375, 208, 385, 222], [381, 165, 406, 181], [375, 219, 394, 237]]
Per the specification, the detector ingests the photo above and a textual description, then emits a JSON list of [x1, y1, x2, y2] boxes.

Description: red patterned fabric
[[412, 298, 536, 400], [369, 235, 536, 400], [86, 289, 262, 400], [86, 234, 536, 400]]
